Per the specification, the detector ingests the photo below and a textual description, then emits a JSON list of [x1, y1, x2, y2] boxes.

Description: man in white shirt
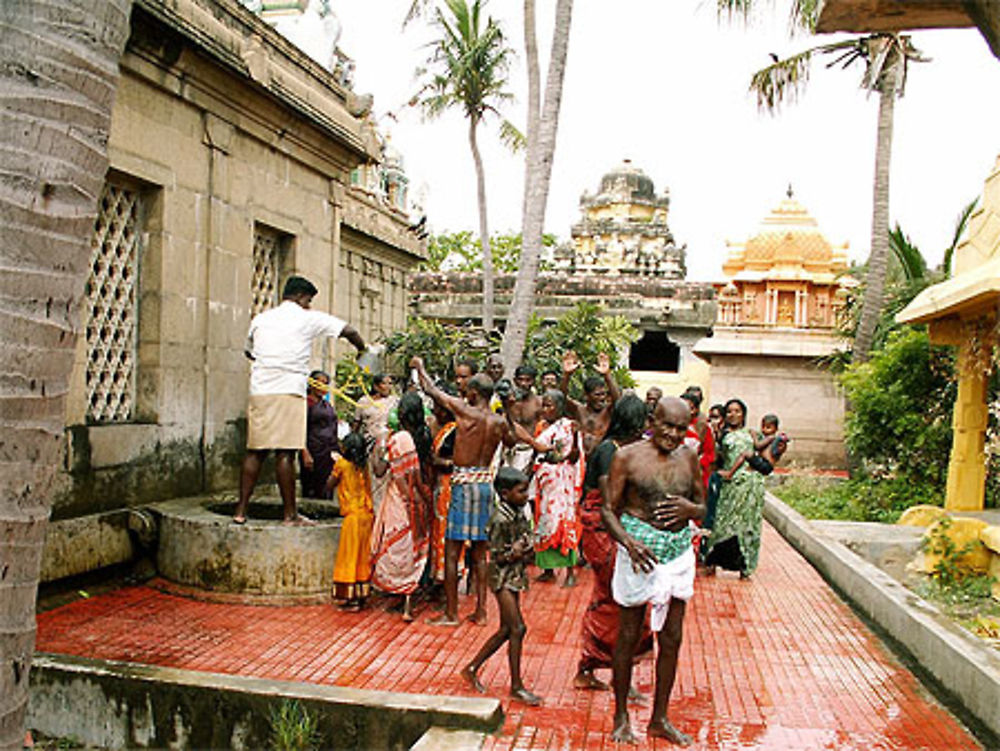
[[233, 275, 366, 524]]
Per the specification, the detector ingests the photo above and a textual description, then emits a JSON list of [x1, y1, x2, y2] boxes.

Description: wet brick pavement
[[36, 523, 983, 750]]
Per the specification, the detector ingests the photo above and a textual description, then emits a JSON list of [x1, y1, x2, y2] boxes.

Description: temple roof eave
[[896, 257, 1000, 324]]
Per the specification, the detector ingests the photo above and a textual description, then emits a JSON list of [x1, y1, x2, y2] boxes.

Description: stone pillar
[[326, 180, 344, 371], [945, 337, 988, 511]]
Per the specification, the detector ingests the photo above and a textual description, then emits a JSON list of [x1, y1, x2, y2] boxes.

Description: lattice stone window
[[251, 223, 290, 315], [85, 183, 143, 423]]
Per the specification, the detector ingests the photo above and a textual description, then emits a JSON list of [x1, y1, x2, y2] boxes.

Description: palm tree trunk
[[0, 1, 131, 745], [854, 56, 900, 362], [519, 0, 540, 227], [502, 0, 574, 370], [469, 117, 494, 331]]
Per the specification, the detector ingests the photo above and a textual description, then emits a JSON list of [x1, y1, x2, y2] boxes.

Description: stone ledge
[[764, 493, 1000, 741], [409, 727, 486, 751], [28, 653, 503, 751]]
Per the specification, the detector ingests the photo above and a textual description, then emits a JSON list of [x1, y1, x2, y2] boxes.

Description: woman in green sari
[[703, 399, 765, 579]]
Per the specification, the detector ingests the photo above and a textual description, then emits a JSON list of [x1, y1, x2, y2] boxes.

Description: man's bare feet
[[232, 516, 246, 525], [610, 714, 638, 744], [535, 570, 555, 583], [562, 570, 577, 588], [460, 665, 486, 694], [573, 669, 610, 691], [647, 719, 692, 746], [510, 687, 542, 706], [465, 608, 487, 625], [282, 514, 316, 526], [426, 614, 460, 627]]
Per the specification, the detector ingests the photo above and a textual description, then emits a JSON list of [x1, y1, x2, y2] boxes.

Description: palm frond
[[402, 0, 433, 29], [750, 49, 813, 111], [716, 0, 754, 21], [887, 224, 927, 283], [498, 119, 525, 152], [942, 197, 979, 276], [790, 0, 819, 33]]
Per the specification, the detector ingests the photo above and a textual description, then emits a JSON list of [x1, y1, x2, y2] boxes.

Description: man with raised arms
[[411, 356, 510, 626], [601, 396, 705, 745], [561, 351, 621, 458]]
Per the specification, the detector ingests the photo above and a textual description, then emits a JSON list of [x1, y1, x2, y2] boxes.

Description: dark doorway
[[629, 330, 680, 372]]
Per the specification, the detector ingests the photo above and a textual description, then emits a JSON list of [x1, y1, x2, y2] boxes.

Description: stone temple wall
[[48, 0, 423, 582], [408, 271, 716, 334]]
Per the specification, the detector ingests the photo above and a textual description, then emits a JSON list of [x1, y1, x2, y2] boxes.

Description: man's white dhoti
[[611, 544, 695, 632]]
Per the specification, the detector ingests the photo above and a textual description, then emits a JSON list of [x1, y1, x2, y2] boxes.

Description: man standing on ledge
[[233, 276, 365, 525]]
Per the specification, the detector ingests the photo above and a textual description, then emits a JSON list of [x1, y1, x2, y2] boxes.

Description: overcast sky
[[335, 1, 1000, 281]]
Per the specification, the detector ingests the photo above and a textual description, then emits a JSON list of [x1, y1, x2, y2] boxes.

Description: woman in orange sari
[[370, 392, 433, 621]]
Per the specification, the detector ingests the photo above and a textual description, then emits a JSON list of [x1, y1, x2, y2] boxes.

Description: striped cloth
[[447, 479, 492, 541], [621, 513, 692, 565]]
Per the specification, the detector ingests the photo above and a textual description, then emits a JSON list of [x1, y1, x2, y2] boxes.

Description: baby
[[727, 414, 789, 477]]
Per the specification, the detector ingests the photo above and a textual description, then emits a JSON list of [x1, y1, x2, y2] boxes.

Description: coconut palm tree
[[500, 0, 574, 370], [0, 0, 132, 744], [417, 0, 518, 332], [737, 27, 927, 361]]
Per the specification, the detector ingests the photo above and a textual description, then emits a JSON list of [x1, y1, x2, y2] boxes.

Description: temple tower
[[695, 189, 853, 467]]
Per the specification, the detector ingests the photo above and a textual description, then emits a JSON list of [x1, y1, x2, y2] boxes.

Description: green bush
[[521, 302, 638, 396], [375, 302, 638, 398], [839, 327, 955, 490]]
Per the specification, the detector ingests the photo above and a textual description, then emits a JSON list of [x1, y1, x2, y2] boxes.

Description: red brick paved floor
[[36, 523, 982, 750]]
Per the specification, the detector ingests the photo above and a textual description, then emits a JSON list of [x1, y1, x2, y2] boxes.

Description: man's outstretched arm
[[339, 324, 365, 353]]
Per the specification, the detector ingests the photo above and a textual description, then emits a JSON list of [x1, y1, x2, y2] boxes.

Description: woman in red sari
[[574, 393, 653, 691], [370, 392, 433, 621]]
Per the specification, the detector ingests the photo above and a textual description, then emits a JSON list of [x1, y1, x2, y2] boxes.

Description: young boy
[[460, 467, 542, 706], [724, 413, 789, 478]]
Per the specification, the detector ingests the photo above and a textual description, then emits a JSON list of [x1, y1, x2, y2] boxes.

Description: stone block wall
[[52, 0, 424, 531], [706, 354, 846, 469]]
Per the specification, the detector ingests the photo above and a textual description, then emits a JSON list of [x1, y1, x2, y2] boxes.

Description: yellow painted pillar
[[945, 337, 988, 511]]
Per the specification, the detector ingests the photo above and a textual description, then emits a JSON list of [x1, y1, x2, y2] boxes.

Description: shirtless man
[[508, 365, 542, 435], [411, 356, 509, 626], [454, 358, 478, 398], [540, 369, 560, 392], [601, 396, 705, 745], [561, 351, 621, 458]]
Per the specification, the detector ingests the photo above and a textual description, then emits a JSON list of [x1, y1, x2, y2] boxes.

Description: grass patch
[[771, 474, 943, 523], [268, 699, 321, 751], [914, 575, 1000, 650]]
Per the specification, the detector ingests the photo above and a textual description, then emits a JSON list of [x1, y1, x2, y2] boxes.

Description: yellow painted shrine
[[695, 190, 853, 467], [716, 188, 852, 329], [898, 155, 1000, 511]]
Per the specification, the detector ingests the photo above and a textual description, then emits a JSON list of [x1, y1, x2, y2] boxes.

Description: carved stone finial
[[787, 183, 794, 199]]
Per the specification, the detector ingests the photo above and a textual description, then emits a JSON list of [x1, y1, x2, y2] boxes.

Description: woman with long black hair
[[370, 392, 433, 621]]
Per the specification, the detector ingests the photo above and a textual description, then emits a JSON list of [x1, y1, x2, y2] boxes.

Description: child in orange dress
[[328, 432, 374, 610]]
